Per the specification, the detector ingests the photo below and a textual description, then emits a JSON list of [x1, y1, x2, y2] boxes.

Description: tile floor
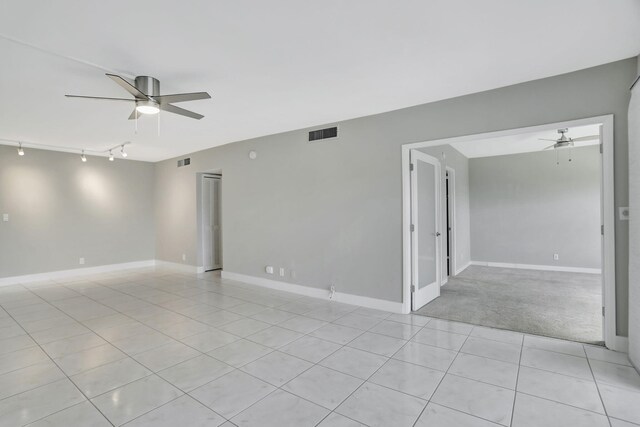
[[0, 267, 638, 426]]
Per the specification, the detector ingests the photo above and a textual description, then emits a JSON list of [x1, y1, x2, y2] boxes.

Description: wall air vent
[[309, 126, 338, 142], [177, 157, 191, 167]]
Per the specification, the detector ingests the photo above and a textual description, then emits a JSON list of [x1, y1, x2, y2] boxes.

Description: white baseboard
[[608, 335, 629, 353], [221, 271, 403, 313], [0, 260, 157, 287], [470, 261, 601, 274], [455, 261, 471, 276]]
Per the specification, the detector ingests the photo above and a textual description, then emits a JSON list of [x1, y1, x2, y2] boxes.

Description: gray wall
[[469, 146, 602, 269], [0, 146, 155, 277], [420, 145, 471, 277], [628, 58, 639, 368], [154, 58, 635, 335]]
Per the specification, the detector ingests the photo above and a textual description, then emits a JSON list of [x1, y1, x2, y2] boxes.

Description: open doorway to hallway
[[402, 116, 617, 347]]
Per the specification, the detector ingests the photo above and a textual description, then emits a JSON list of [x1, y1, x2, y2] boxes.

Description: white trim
[[0, 260, 156, 286], [469, 261, 601, 274], [455, 261, 471, 276], [401, 115, 620, 350], [221, 271, 403, 313]]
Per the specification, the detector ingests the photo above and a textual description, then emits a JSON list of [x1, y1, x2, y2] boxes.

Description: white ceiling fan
[[540, 128, 599, 150]]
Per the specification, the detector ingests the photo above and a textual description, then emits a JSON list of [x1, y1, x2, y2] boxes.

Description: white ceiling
[[0, 1, 639, 162], [451, 124, 602, 158]]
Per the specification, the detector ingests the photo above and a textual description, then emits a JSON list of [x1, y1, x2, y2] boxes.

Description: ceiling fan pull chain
[[157, 110, 161, 136], [135, 108, 138, 134]]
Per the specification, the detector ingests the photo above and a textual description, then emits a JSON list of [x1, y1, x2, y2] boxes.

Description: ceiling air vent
[[309, 126, 338, 142], [177, 157, 191, 167]]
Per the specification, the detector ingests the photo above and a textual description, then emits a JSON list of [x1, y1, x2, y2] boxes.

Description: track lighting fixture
[[81, 150, 87, 162], [17, 143, 24, 156], [109, 150, 114, 162], [121, 145, 128, 158]]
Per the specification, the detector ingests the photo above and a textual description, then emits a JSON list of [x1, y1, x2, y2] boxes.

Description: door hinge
[[410, 224, 415, 232], [410, 285, 416, 292], [602, 306, 605, 317], [410, 163, 414, 171], [601, 225, 604, 235]]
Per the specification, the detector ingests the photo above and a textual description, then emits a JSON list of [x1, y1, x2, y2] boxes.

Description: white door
[[203, 176, 222, 271], [411, 150, 441, 311]]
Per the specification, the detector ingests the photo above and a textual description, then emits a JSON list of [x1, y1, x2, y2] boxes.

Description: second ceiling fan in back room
[[66, 73, 211, 120], [539, 128, 600, 164]]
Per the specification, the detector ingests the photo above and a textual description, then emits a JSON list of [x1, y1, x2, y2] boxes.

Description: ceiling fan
[[66, 74, 211, 120], [540, 128, 599, 150]]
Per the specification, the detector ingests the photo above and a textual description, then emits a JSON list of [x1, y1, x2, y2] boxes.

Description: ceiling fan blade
[[160, 103, 204, 120], [154, 92, 211, 104], [543, 144, 556, 150], [128, 109, 139, 120], [106, 73, 149, 100], [571, 135, 600, 142], [538, 138, 558, 142], [65, 95, 136, 102]]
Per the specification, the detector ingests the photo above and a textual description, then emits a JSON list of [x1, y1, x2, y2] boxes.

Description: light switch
[[2, 214, 8, 222]]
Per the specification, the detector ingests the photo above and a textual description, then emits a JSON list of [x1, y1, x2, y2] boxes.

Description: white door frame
[[445, 166, 456, 282], [410, 150, 442, 310], [401, 114, 622, 351]]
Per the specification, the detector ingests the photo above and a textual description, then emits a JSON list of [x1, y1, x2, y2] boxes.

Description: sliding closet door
[[203, 176, 222, 271]]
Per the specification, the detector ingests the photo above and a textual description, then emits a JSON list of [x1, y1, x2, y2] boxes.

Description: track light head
[[109, 150, 114, 162], [17, 143, 24, 156], [121, 145, 128, 158], [81, 150, 87, 162]]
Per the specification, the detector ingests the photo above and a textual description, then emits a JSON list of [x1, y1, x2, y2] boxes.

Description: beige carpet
[[413, 265, 602, 344]]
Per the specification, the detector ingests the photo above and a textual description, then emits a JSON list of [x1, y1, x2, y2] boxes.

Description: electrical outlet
[[329, 285, 336, 299], [265, 265, 274, 274], [79, 257, 85, 265], [553, 253, 559, 261], [279, 267, 285, 277]]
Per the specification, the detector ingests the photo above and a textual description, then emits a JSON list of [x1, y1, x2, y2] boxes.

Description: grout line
[[585, 350, 613, 427], [509, 328, 525, 426]]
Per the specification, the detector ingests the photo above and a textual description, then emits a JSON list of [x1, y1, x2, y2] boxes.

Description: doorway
[[202, 174, 222, 271], [401, 115, 621, 350]]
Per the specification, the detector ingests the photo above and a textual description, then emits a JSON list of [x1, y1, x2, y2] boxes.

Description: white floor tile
[[283, 365, 363, 409], [431, 374, 515, 426], [470, 326, 524, 346], [247, 326, 303, 348], [320, 346, 388, 379], [241, 351, 312, 386], [336, 382, 426, 427], [207, 339, 273, 367], [279, 335, 341, 363], [511, 393, 609, 427], [232, 389, 329, 427], [71, 357, 152, 398], [189, 370, 275, 419], [412, 327, 468, 351], [393, 341, 457, 371], [416, 403, 502, 427], [520, 347, 592, 380], [449, 352, 519, 389], [276, 315, 327, 333], [0, 379, 86, 426], [133, 340, 201, 372], [158, 354, 234, 392], [517, 366, 604, 413], [91, 375, 183, 426], [425, 319, 474, 335], [54, 343, 127, 376], [369, 358, 444, 399], [0, 360, 65, 400], [180, 329, 238, 352], [460, 337, 522, 364], [317, 412, 366, 426], [369, 320, 422, 339], [347, 332, 406, 356], [310, 324, 363, 345], [589, 359, 640, 391], [523, 335, 586, 358], [584, 345, 631, 366], [27, 401, 111, 427], [598, 383, 640, 424], [123, 394, 226, 427]]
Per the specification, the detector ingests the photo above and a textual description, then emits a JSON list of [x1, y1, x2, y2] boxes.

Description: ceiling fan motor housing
[[134, 76, 160, 97]]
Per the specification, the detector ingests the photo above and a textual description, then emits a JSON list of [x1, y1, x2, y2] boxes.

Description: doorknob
[[435, 232, 441, 237]]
